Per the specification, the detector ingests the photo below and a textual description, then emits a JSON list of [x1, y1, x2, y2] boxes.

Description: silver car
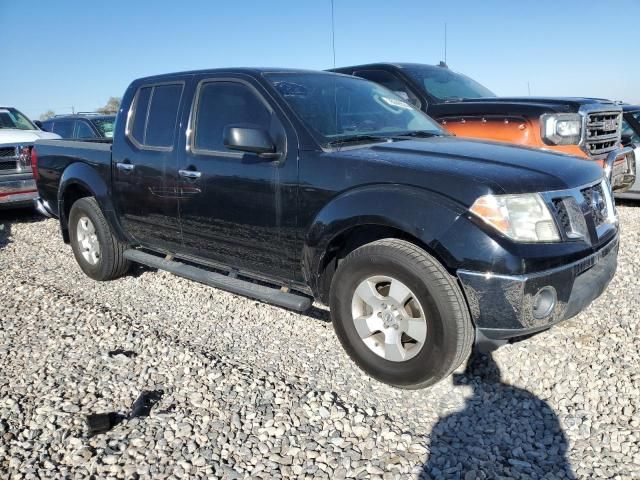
[[616, 104, 640, 200]]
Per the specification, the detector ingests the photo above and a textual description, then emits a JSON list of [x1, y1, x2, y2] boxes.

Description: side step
[[123, 249, 312, 312]]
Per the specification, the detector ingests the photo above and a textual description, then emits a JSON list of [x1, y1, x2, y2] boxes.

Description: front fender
[[302, 184, 466, 296], [58, 162, 129, 243]]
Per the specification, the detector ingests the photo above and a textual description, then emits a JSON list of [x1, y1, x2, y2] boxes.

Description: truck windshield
[[266, 72, 443, 147], [403, 65, 495, 101], [0, 108, 37, 130], [91, 117, 116, 138]]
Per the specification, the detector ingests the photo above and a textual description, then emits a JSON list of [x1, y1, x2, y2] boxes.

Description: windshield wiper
[[391, 130, 445, 139], [326, 134, 391, 147]]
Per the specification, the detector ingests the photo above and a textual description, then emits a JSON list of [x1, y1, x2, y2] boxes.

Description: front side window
[[75, 121, 96, 139], [266, 72, 442, 146], [92, 117, 116, 138], [403, 65, 495, 101], [193, 81, 272, 153], [622, 115, 640, 145], [0, 108, 37, 130], [128, 83, 183, 149]]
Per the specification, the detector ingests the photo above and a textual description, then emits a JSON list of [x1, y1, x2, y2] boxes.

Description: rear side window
[[193, 81, 272, 153], [128, 83, 183, 149], [52, 120, 74, 138]]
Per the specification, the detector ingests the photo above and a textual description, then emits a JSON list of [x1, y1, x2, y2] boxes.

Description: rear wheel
[[329, 239, 474, 389], [69, 197, 130, 281]]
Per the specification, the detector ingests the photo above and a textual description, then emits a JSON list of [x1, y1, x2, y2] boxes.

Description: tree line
[[39, 97, 121, 120]]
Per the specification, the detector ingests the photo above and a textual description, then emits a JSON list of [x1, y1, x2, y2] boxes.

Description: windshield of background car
[[92, 117, 116, 138], [266, 72, 444, 146], [404, 65, 496, 101], [0, 108, 37, 130]]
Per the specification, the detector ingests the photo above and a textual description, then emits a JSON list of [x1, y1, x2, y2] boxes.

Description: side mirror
[[223, 126, 280, 159], [621, 133, 633, 146], [34, 120, 43, 129]]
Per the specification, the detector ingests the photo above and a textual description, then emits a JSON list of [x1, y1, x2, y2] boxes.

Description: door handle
[[179, 169, 202, 179], [116, 162, 135, 172]]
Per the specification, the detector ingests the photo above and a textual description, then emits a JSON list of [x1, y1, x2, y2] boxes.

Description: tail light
[[30, 147, 39, 181]]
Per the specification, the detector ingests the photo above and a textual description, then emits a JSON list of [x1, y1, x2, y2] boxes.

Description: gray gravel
[[1, 204, 639, 479]]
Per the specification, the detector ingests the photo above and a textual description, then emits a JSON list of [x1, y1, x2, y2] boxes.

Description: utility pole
[[330, 0, 336, 68], [444, 23, 447, 64]]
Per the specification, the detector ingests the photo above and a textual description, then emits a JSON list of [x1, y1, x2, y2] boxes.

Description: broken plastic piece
[[85, 412, 126, 436], [108, 349, 138, 358], [130, 390, 164, 418]]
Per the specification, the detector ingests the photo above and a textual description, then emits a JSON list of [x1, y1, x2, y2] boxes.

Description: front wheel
[[329, 239, 474, 389], [69, 197, 130, 281]]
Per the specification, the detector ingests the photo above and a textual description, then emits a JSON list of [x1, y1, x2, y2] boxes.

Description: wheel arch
[[58, 162, 128, 244], [302, 184, 465, 303]]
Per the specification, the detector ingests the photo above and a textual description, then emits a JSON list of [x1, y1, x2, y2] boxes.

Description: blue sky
[[2, 0, 638, 119]]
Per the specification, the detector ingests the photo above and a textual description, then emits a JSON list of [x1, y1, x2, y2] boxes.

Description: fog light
[[532, 286, 556, 319]]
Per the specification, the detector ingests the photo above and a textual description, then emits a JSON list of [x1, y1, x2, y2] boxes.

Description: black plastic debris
[[85, 412, 126, 436], [130, 390, 164, 418], [85, 389, 164, 436], [107, 349, 138, 358]]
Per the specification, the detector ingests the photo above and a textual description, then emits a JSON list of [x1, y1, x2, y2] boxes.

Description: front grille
[[584, 111, 621, 159], [552, 196, 588, 240], [0, 146, 16, 158], [581, 182, 609, 227], [0, 146, 18, 171]]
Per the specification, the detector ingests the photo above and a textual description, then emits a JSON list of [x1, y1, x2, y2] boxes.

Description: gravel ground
[[1, 204, 639, 479]]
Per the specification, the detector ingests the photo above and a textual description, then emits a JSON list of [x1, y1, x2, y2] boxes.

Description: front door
[[176, 76, 299, 280], [111, 81, 185, 252]]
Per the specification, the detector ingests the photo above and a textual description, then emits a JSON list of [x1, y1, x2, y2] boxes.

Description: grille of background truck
[[0, 147, 18, 172], [584, 111, 621, 159]]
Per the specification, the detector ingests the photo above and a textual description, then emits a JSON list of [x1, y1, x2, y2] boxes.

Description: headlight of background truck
[[470, 193, 560, 242], [540, 113, 582, 145]]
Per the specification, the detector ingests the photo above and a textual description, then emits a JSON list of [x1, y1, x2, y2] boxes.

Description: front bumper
[[0, 175, 37, 208], [458, 234, 618, 344]]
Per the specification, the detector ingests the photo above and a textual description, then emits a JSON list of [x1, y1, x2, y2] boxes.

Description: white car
[[0, 107, 60, 208]]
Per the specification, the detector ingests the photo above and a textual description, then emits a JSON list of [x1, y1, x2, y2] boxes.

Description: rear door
[[175, 75, 299, 280], [111, 80, 186, 251]]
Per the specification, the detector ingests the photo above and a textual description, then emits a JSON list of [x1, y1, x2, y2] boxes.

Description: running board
[[123, 249, 312, 312]]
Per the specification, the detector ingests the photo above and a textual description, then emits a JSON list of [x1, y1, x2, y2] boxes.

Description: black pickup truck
[[33, 68, 619, 388], [331, 62, 636, 192]]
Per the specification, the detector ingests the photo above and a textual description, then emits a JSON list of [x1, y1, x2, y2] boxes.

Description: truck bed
[[34, 139, 113, 218]]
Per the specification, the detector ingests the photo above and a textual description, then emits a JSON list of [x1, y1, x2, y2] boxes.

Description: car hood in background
[[0, 129, 60, 145]]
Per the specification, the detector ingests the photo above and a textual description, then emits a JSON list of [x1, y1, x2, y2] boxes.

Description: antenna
[[330, 0, 336, 68], [444, 23, 447, 64], [527, 82, 531, 96]]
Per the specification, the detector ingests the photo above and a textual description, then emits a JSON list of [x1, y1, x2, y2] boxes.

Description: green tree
[[39, 110, 56, 121], [96, 97, 121, 114]]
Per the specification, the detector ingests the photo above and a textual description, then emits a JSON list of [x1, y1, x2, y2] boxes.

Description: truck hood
[[437, 96, 621, 115], [335, 137, 604, 206], [0, 129, 60, 146]]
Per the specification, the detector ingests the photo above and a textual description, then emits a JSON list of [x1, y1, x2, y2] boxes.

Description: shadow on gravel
[[0, 207, 44, 251], [421, 352, 575, 480]]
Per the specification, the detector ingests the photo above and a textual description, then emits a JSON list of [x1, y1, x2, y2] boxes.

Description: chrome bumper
[[34, 197, 55, 218], [458, 234, 618, 341], [606, 146, 636, 193], [0, 177, 37, 207]]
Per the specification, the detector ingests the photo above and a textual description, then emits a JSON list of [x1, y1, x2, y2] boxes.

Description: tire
[[329, 238, 474, 389], [68, 197, 130, 281]]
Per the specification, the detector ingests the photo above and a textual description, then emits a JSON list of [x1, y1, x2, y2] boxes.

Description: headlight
[[540, 113, 582, 145], [470, 193, 560, 242]]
